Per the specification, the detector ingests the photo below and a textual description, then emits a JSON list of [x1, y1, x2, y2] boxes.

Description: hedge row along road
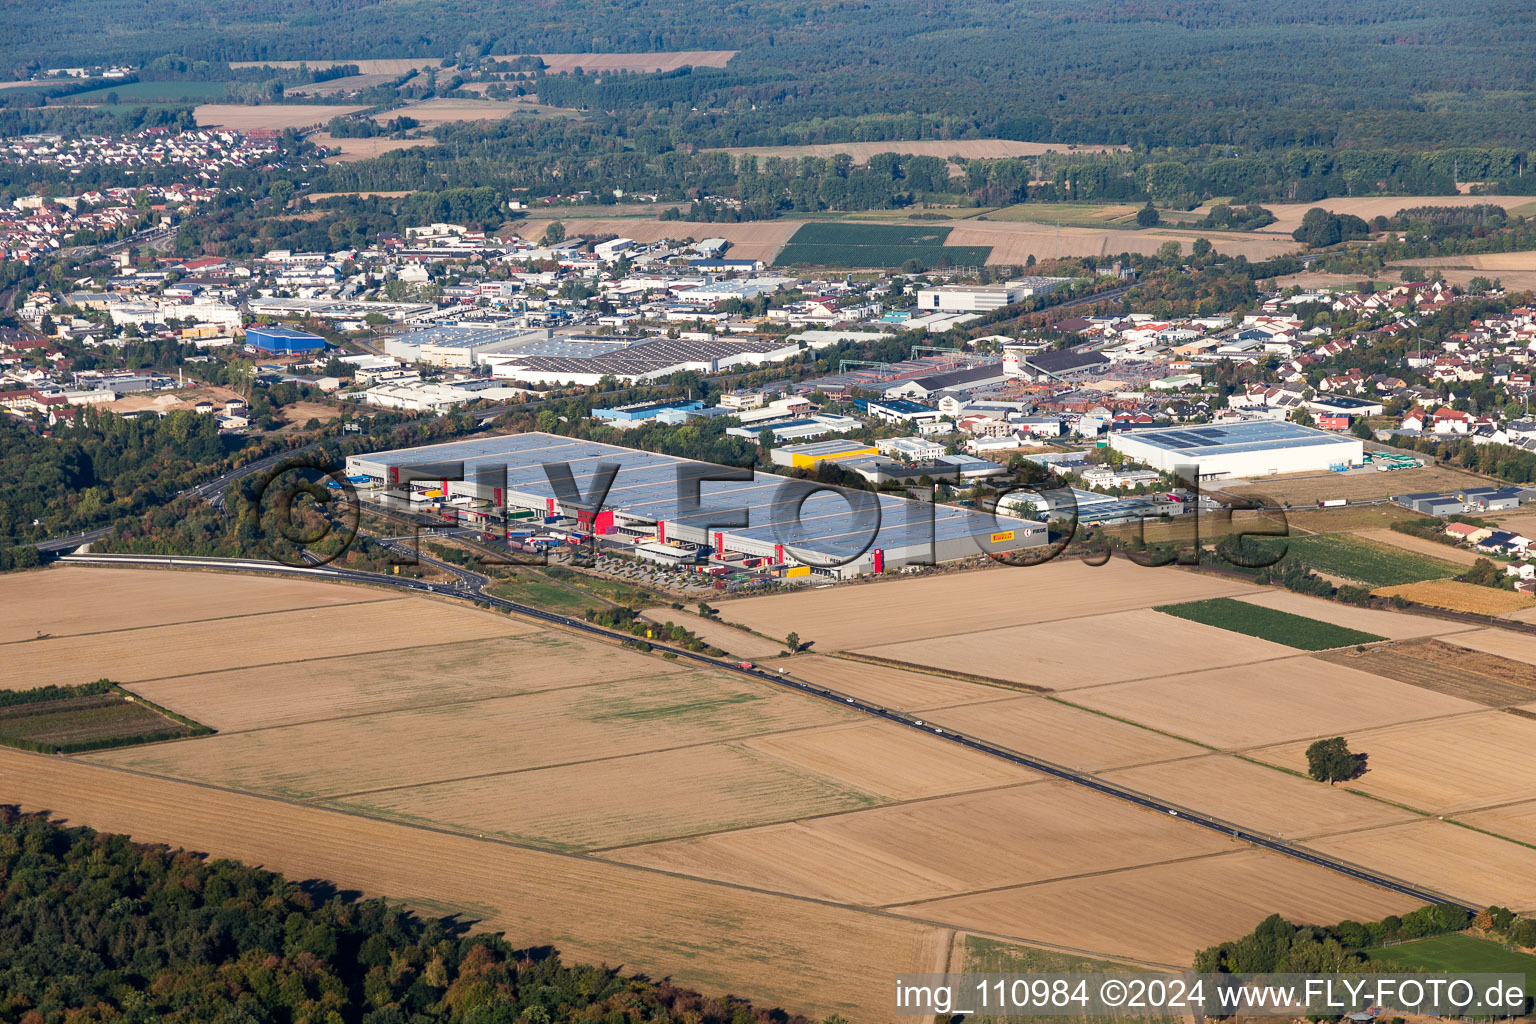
[[55, 551, 1482, 914]]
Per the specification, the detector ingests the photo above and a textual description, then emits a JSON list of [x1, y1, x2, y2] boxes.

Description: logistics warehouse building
[[345, 433, 1048, 577], [1108, 420, 1364, 479]]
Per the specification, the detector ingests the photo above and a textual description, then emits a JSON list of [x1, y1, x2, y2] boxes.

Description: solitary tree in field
[[785, 631, 800, 653], [1306, 736, 1365, 784]]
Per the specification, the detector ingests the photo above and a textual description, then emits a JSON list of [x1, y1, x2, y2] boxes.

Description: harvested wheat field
[[1101, 755, 1417, 837], [608, 780, 1232, 907], [375, 98, 535, 126], [853, 608, 1291, 690], [1426, 627, 1536, 665], [0, 749, 945, 1023], [742, 719, 1036, 801], [1249, 710, 1536, 815], [0, 566, 383, 645], [1458, 799, 1536, 847], [1373, 579, 1536, 616], [782, 655, 1006, 710], [1261, 196, 1531, 236], [88, 669, 857, 799], [194, 104, 364, 130], [123, 632, 663, 732], [312, 133, 439, 162], [643, 608, 786, 658], [326, 740, 884, 852], [1067, 655, 1481, 750], [1232, 589, 1475, 640], [1351, 528, 1484, 565], [943, 221, 1294, 266], [916, 695, 1206, 770], [1395, 250, 1536, 272], [722, 559, 1258, 651], [1307, 820, 1536, 910], [890, 848, 1421, 967], [708, 140, 1126, 162], [511, 218, 801, 262], [288, 72, 403, 95], [8, 596, 523, 686]]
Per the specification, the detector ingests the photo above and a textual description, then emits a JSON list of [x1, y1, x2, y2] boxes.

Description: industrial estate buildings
[[1108, 420, 1365, 479], [345, 432, 1048, 578]]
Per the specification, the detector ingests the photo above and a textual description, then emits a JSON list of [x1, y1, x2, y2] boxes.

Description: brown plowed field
[[8, 598, 524, 686], [0, 565, 386, 645], [1249, 710, 1536, 814], [0, 748, 942, 1023], [1315, 641, 1536, 707], [721, 560, 1257, 651], [889, 849, 1421, 966], [853, 608, 1290, 690], [1439, 627, 1536, 665], [1066, 655, 1481, 750], [607, 780, 1232, 907]]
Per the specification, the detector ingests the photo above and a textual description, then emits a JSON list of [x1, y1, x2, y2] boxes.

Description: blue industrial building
[[247, 326, 326, 355]]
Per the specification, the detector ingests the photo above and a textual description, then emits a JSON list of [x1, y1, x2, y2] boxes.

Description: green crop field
[[786, 222, 954, 245], [773, 221, 991, 268], [68, 80, 231, 103], [774, 242, 992, 268], [1154, 597, 1385, 650], [484, 574, 598, 617], [1367, 934, 1536, 974], [1265, 533, 1464, 587], [0, 683, 207, 754]]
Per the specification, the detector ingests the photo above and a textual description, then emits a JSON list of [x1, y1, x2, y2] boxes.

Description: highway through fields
[[53, 550, 1480, 915]]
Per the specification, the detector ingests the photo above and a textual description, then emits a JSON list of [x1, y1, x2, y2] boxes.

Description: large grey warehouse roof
[[347, 432, 1044, 563], [1116, 420, 1356, 456]]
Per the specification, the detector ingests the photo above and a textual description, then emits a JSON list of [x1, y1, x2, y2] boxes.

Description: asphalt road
[[54, 551, 1478, 914]]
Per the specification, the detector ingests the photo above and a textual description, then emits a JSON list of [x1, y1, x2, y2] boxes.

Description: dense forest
[[0, 809, 817, 1024], [7, 0, 1536, 150]]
